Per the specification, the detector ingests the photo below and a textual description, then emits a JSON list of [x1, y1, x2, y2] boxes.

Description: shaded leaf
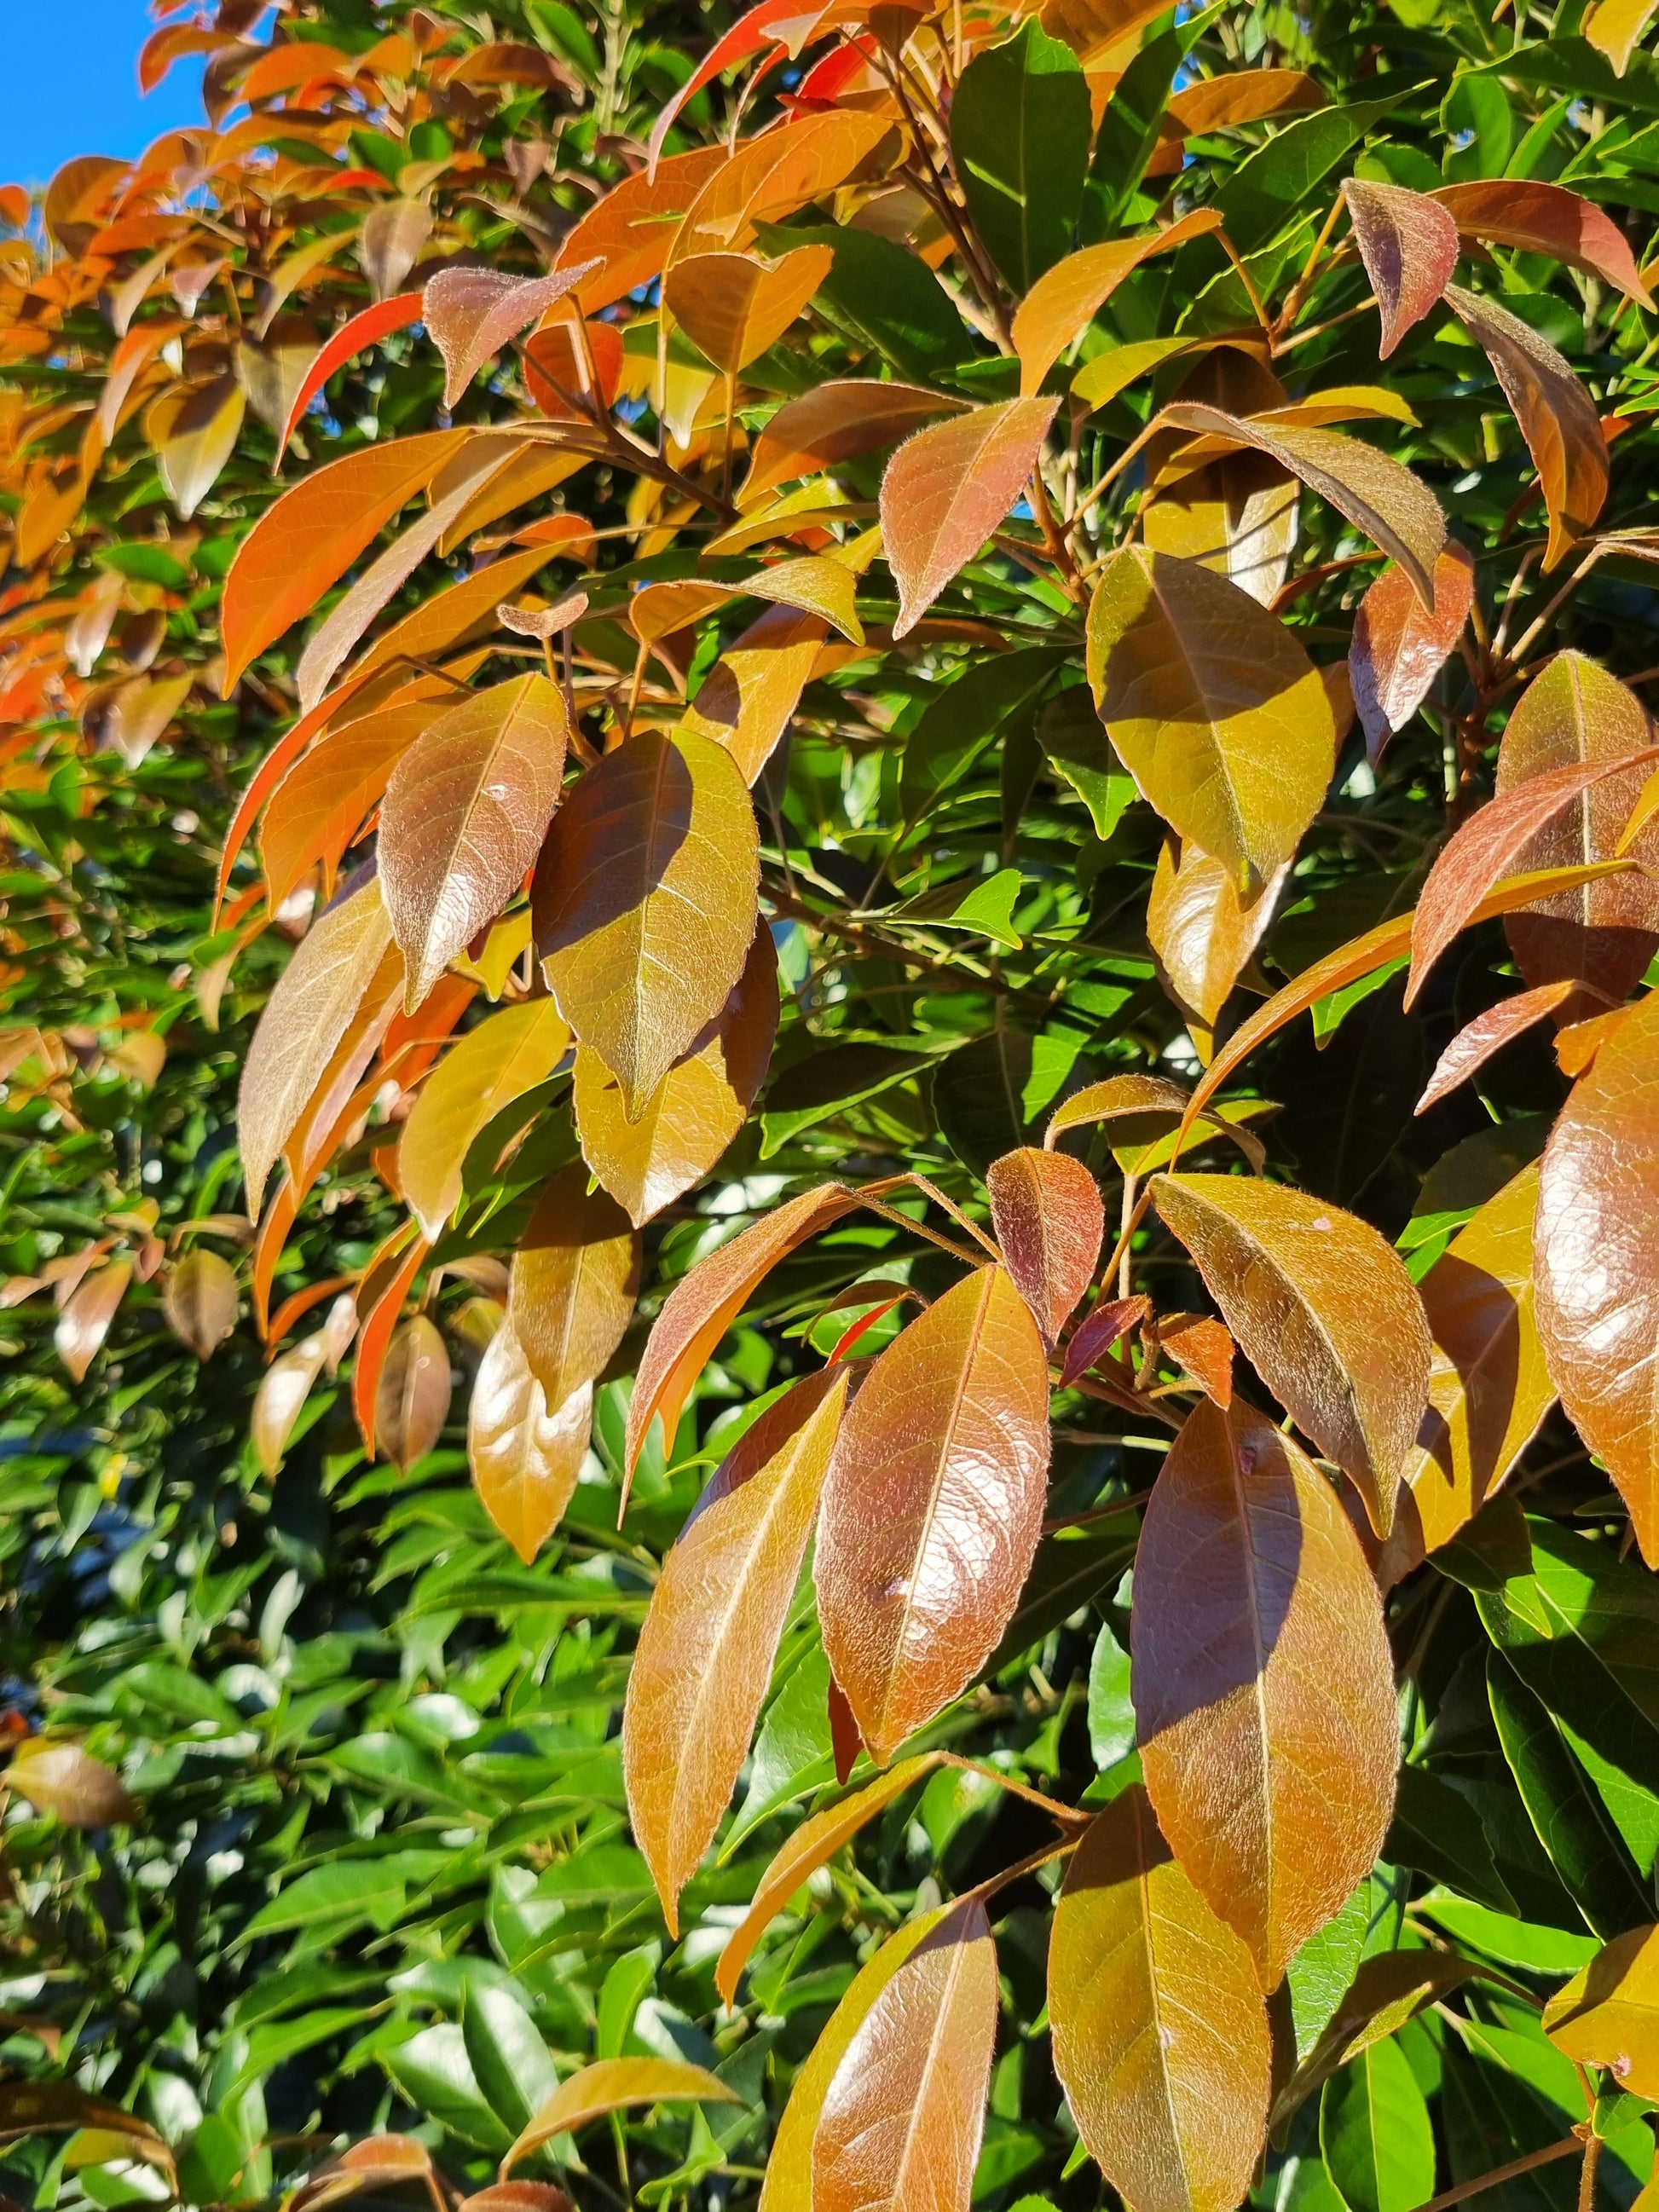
[[375, 1314, 451, 1471], [951, 18, 1091, 292], [741, 380, 968, 505], [55, 1261, 132, 1385], [1148, 840, 1286, 1060], [398, 999, 572, 1243], [509, 1163, 639, 1406], [986, 1146, 1104, 1344], [7, 1741, 138, 1828], [1350, 542, 1477, 763], [162, 1248, 239, 1361], [1320, 2036, 1436, 2212]]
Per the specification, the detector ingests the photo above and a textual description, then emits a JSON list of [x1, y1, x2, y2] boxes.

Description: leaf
[[1586, 0, 1659, 73], [1340, 179, 1460, 357], [1135, 1398, 1397, 1989], [1049, 1786, 1272, 2212], [776, 223, 975, 386], [716, 1755, 945, 2006], [629, 556, 861, 647], [1154, 1313, 1236, 1405], [360, 199, 431, 302], [1013, 211, 1223, 396], [1419, 984, 1581, 1118], [422, 263, 599, 409], [575, 926, 778, 1226], [1489, 1651, 1652, 1938], [375, 1314, 452, 1471], [670, 113, 896, 265], [509, 1163, 639, 1407], [625, 1181, 873, 1483], [278, 291, 425, 455], [1535, 987, 1659, 1565], [220, 430, 464, 689], [816, 1264, 1051, 1762], [380, 674, 569, 1012], [162, 1248, 239, 1360], [260, 696, 447, 915], [1086, 546, 1337, 892], [812, 1895, 998, 2212], [1544, 1924, 1659, 2095], [678, 604, 828, 786], [53, 1261, 132, 1384], [755, 1909, 949, 2212], [464, 1988, 562, 2138], [558, 147, 731, 313], [1061, 1294, 1150, 1389], [1405, 738, 1659, 1008], [1435, 180, 1654, 307], [469, 1325, 592, 1563], [986, 1146, 1104, 1344], [1391, 1163, 1554, 1580], [951, 21, 1091, 292], [663, 246, 835, 373], [1152, 1174, 1432, 1535], [7, 1741, 138, 1828], [1276, 1949, 1481, 2132], [347, 544, 563, 696], [1159, 405, 1446, 606], [1350, 543, 1477, 762], [147, 373, 246, 519], [882, 399, 1061, 639], [1447, 284, 1608, 571], [533, 730, 760, 1115], [1216, 90, 1410, 256], [625, 1369, 848, 1937], [398, 999, 572, 1243], [1493, 652, 1659, 1014], [503, 2059, 739, 2169], [1319, 2037, 1437, 2212], [252, 1332, 330, 1476], [1148, 840, 1286, 1060], [741, 381, 968, 505]]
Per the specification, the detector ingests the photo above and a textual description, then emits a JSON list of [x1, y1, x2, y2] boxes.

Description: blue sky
[[7, 2, 211, 187]]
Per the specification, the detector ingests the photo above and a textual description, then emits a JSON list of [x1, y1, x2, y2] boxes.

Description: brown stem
[[939, 1752, 1092, 1831], [962, 1835, 1080, 1907], [1578, 2131, 1601, 2212], [1409, 2137, 1581, 2212]]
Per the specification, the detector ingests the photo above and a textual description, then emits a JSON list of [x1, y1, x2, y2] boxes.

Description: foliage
[[14, 0, 1659, 2207]]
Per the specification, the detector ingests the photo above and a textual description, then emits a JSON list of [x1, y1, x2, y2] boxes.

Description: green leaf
[[1087, 1616, 1135, 1771], [1414, 1895, 1598, 1976], [1287, 1883, 1373, 2064], [462, 1986, 561, 2134], [760, 222, 974, 386], [1320, 2038, 1436, 2212], [1386, 1765, 1517, 1915], [950, 20, 1092, 292], [899, 648, 1068, 816], [759, 1040, 940, 1157], [1038, 687, 1137, 839], [1488, 1652, 1651, 1939], [1217, 91, 1414, 255], [381, 2024, 513, 2152]]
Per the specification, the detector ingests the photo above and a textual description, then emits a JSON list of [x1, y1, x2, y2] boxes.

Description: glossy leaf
[[1350, 542, 1477, 762], [251, 1332, 331, 1476], [1148, 840, 1286, 1059], [575, 927, 778, 1226], [1435, 179, 1654, 307], [663, 246, 835, 373], [882, 399, 1060, 640], [986, 1146, 1103, 1344], [502, 2059, 737, 2171], [1447, 283, 1609, 571], [1417, 982, 1578, 1115], [1050, 1786, 1272, 2212], [625, 1369, 848, 1935], [1535, 986, 1659, 1565], [380, 674, 569, 1012], [1087, 546, 1337, 892], [1543, 1923, 1659, 2095], [278, 291, 424, 455], [260, 698, 446, 915], [741, 380, 967, 505], [951, 20, 1090, 292], [1061, 1293, 1150, 1389], [677, 604, 828, 786], [1012, 210, 1222, 396], [1340, 178, 1460, 356], [533, 730, 760, 1115], [812, 1894, 997, 2212], [468, 1324, 592, 1563], [816, 1264, 1050, 1762], [398, 999, 572, 1244], [1320, 2037, 1436, 2212], [1153, 1173, 1432, 1534], [375, 1314, 451, 1471], [162, 1248, 239, 1361], [423, 263, 599, 409], [147, 373, 246, 520], [1135, 1398, 1398, 1987]]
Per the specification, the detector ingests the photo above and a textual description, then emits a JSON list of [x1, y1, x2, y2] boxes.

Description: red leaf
[[1350, 542, 1476, 762], [882, 398, 1060, 639], [986, 1146, 1104, 1344], [1340, 178, 1459, 357], [1434, 179, 1655, 308], [1415, 980, 1579, 1114], [278, 292, 424, 458], [1060, 1294, 1149, 1389], [422, 263, 602, 410]]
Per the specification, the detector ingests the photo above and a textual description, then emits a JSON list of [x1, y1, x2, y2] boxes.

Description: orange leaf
[[663, 245, 835, 373], [1435, 179, 1655, 307], [1416, 980, 1579, 1115], [277, 292, 424, 457], [509, 1162, 639, 1406], [422, 262, 602, 410], [882, 398, 1059, 638], [469, 1325, 592, 1562], [1012, 209, 1222, 396], [556, 147, 731, 314], [1350, 542, 1476, 761], [740, 378, 967, 506]]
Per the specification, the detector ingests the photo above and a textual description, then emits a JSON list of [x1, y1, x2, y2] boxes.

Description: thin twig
[[1408, 2136, 1581, 2212]]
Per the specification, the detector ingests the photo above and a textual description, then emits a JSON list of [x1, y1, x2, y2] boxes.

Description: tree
[[9, 0, 1659, 2205]]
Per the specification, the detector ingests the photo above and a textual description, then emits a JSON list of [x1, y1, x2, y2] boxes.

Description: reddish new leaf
[[1350, 541, 1477, 762], [625, 1369, 849, 1935], [986, 1146, 1103, 1344], [1060, 1294, 1149, 1389], [882, 398, 1060, 639], [741, 380, 968, 505], [1135, 1398, 1398, 1987], [1154, 1312, 1235, 1406], [422, 262, 601, 409], [812, 1895, 998, 2212], [162, 1248, 239, 1361], [375, 1314, 451, 1470], [1340, 178, 1459, 356], [380, 673, 569, 1011], [816, 1264, 1051, 1761], [1435, 180, 1654, 308], [1416, 980, 1578, 1114], [278, 292, 424, 456]]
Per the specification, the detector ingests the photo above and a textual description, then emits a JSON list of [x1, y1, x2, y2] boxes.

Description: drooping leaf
[[626, 1370, 849, 1937], [949, 19, 1091, 293], [509, 1164, 639, 1407], [986, 1146, 1104, 1343], [1061, 1293, 1150, 1389], [468, 1324, 592, 1563], [1543, 1923, 1659, 2095], [1350, 543, 1477, 762], [1340, 178, 1460, 356], [1493, 652, 1659, 1014], [1435, 179, 1654, 306], [239, 875, 397, 1218], [1275, 1949, 1480, 2132], [1147, 840, 1286, 1060], [147, 373, 246, 520], [1152, 1173, 1432, 1534], [6, 1741, 138, 1828], [817, 1265, 1051, 1762], [374, 1314, 451, 1471], [575, 927, 778, 1226], [381, 674, 569, 1012], [502, 2060, 738, 2171], [1049, 1786, 1272, 2212], [678, 605, 829, 786], [882, 399, 1060, 639], [812, 1895, 998, 2212], [1535, 986, 1659, 1565], [162, 1248, 239, 1361], [1447, 283, 1609, 570], [533, 730, 760, 1114], [1087, 545, 1337, 892], [422, 263, 599, 409], [397, 999, 572, 1243]]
